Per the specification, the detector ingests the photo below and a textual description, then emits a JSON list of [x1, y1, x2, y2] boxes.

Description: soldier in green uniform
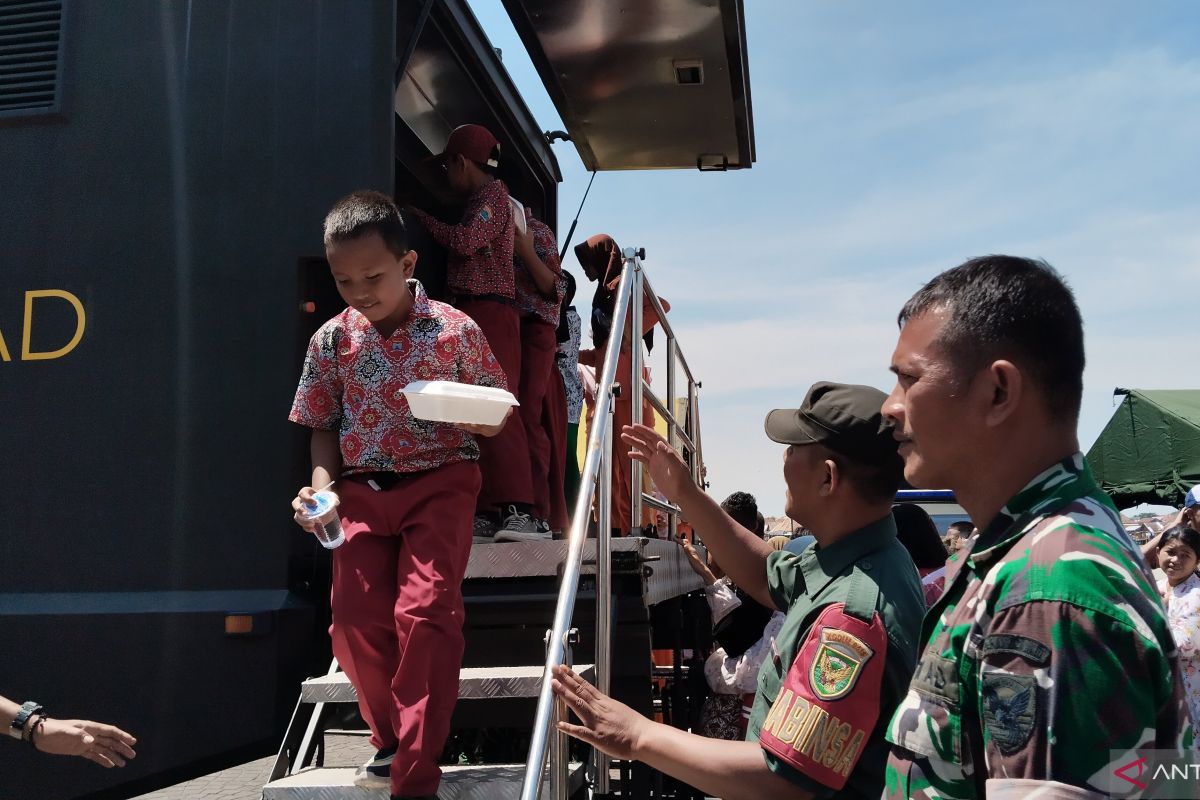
[[549, 382, 926, 799], [880, 255, 1194, 799]]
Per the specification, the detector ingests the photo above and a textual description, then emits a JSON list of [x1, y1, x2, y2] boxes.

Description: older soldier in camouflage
[[881, 256, 1193, 800]]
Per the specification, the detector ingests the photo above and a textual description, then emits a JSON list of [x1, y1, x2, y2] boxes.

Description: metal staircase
[[262, 249, 706, 800], [262, 663, 593, 800]]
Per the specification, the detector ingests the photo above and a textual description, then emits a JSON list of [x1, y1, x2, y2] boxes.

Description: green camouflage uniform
[[744, 515, 927, 798], [883, 454, 1194, 799]]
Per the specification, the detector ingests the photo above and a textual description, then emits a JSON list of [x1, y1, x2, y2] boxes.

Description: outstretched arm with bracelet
[[2, 694, 137, 767], [621, 424, 775, 608]]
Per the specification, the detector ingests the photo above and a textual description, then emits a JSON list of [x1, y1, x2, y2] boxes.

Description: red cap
[[439, 124, 500, 168]]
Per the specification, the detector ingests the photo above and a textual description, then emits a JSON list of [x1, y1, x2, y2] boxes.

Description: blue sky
[[467, 0, 1200, 516]]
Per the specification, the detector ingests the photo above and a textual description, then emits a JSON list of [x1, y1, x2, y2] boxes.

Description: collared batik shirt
[[411, 179, 515, 299], [514, 216, 564, 325], [883, 454, 1194, 800], [556, 307, 583, 424], [288, 280, 507, 474]]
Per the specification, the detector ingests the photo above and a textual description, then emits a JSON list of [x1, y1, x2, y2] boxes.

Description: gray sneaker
[[473, 514, 498, 543], [495, 506, 549, 542]]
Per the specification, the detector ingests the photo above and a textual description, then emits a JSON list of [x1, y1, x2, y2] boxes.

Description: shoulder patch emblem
[[981, 673, 1037, 755], [478, 205, 492, 222], [810, 628, 874, 700]]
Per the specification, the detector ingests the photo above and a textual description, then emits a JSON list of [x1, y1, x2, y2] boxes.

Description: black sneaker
[[472, 514, 498, 543], [495, 506, 549, 542], [353, 743, 396, 788]]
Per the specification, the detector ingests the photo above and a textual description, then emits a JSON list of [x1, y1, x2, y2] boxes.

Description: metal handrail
[[518, 255, 635, 800], [519, 249, 704, 800]]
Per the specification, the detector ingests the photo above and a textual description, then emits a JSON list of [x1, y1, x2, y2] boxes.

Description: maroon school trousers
[[457, 297, 532, 511], [543, 365, 569, 531], [519, 316, 558, 521], [330, 461, 480, 797]]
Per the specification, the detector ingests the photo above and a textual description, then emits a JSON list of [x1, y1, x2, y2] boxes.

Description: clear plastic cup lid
[[303, 490, 338, 519]]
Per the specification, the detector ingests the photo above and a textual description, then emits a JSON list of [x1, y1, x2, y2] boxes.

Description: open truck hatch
[[501, 0, 755, 171], [396, 0, 561, 225]]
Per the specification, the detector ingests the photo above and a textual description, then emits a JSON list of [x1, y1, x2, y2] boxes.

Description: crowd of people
[[8, 121, 1200, 800], [546, 257, 1200, 800], [272, 126, 1200, 799]]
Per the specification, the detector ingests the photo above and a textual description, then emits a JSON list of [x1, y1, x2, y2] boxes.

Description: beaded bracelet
[[25, 714, 46, 749]]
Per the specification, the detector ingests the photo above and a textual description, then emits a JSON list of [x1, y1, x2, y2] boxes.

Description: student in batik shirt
[[1156, 524, 1200, 749], [510, 207, 564, 538], [409, 124, 535, 539], [880, 255, 1192, 799], [289, 191, 508, 800]]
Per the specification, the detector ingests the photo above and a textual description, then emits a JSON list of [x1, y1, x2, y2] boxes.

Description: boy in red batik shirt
[[409, 124, 537, 541], [289, 191, 508, 800], [511, 207, 565, 538]]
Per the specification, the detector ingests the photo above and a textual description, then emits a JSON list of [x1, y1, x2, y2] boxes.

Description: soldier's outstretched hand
[[551, 665, 647, 762], [621, 424, 692, 503]]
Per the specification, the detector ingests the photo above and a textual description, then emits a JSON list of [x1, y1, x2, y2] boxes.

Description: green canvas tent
[[1087, 389, 1200, 508]]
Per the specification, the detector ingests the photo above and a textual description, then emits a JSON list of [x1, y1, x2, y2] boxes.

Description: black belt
[[342, 469, 431, 491], [455, 293, 514, 306]]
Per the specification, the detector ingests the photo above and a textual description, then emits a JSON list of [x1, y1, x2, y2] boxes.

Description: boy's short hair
[[720, 491, 758, 532], [323, 190, 409, 259], [948, 521, 974, 536]]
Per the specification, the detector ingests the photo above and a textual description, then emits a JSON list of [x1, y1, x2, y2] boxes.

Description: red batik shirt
[[514, 216, 564, 325], [412, 179, 515, 299], [288, 280, 508, 474]]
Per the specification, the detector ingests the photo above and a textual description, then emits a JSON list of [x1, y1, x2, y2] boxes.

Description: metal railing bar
[[675, 347, 697, 387], [674, 426, 697, 455], [640, 492, 682, 517], [518, 258, 636, 800], [687, 381, 701, 484], [640, 381, 676, 428], [666, 338, 678, 542], [639, 271, 675, 342], [594, 386, 615, 794], [629, 256, 644, 536]]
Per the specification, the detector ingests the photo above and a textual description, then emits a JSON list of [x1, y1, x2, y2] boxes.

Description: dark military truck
[[0, 1, 751, 798]]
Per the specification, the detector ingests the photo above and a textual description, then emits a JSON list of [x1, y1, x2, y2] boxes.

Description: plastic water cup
[[301, 490, 345, 550]]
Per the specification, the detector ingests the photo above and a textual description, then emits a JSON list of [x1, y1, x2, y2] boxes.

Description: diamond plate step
[[300, 664, 595, 704], [262, 762, 585, 800]]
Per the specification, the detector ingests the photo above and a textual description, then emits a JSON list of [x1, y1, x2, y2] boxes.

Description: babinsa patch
[[811, 628, 874, 700], [757, 602, 889, 791], [981, 673, 1036, 755]]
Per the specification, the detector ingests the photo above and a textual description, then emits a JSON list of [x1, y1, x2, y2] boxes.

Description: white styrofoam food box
[[402, 380, 519, 426]]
